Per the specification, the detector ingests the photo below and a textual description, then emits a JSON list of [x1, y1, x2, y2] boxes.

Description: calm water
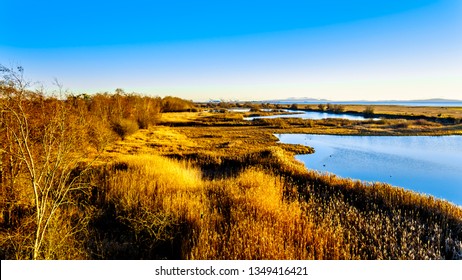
[[276, 134, 462, 206], [245, 110, 370, 121], [274, 101, 462, 107]]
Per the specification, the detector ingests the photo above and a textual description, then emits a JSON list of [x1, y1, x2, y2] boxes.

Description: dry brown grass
[[189, 168, 350, 259], [2, 100, 462, 259], [299, 104, 462, 120], [3, 121, 461, 259], [80, 145, 462, 260]]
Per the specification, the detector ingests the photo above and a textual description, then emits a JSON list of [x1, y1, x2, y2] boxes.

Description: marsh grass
[[2, 129, 461, 259], [189, 168, 350, 259], [84, 154, 206, 259], [2, 97, 462, 259], [76, 146, 461, 260]]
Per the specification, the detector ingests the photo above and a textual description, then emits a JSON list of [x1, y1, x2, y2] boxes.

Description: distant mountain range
[[262, 98, 462, 104]]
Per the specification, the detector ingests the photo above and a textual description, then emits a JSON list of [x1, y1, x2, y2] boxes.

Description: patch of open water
[[277, 134, 462, 206]]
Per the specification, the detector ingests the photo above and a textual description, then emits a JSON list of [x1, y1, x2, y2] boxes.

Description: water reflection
[[277, 134, 462, 206], [245, 110, 371, 121]]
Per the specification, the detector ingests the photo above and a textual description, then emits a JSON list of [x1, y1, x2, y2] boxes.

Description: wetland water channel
[[276, 134, 462, 206], [243, 109, 371, 121]]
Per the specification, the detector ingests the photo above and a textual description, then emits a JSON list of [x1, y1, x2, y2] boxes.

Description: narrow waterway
[[244, 109, 371, 121]]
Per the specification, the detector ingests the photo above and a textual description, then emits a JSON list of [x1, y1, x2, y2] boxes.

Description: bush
[[363, 106, 375, 117], [327, 104, 345, 113], [393, 120, 409, 129], [88, 119, 117, 151], [162, 96, 196, 112], [111, 119, 139, 139], [249, 104, 262, 112]]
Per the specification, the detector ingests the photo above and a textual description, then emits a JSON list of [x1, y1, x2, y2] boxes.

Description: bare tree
[[1, 65, 89, 259]]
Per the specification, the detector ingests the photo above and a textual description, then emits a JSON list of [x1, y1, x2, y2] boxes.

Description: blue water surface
[[245, 110, 369, 121], [277, 134, 462, 206]]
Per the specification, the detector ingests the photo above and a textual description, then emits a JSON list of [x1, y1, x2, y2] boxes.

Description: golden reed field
[[1, 66, 462, 259]]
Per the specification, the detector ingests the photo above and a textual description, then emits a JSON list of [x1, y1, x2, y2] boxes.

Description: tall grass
[[189, 168, 350, 259], [2, 146, 461, 259], [79, 149, 461, 259], [2, 66, 460, 259], [85, 154, 206, 259]]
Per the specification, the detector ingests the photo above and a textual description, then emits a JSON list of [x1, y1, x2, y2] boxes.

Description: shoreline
[[3, 96, 462, 259], [275, 133, 462, 207]]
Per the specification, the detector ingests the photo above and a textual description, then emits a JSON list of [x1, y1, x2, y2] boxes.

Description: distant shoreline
[[269, 100, 462, 107]]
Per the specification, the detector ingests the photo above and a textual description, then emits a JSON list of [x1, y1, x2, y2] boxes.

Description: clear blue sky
[[1, 0, 461, 101]]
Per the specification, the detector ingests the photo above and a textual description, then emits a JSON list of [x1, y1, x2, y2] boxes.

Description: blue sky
[[1, 0, 461, 101]]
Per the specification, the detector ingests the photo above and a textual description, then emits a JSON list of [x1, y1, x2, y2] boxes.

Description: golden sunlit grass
[[300, 104, 462, 120], [189, 168, 349, 259], [110, 154, 204, 217], [160, 112, 206, 123], [2, 91, 461, 259], [83, 153, 206, 259], [3, 119, 461, 259], [80, 141, 461, 260], [98, 142, 462, 259]]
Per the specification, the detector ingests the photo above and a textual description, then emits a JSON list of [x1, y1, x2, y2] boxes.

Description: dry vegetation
[[298, 103, 462, 124], [1, 66, 462, 259]]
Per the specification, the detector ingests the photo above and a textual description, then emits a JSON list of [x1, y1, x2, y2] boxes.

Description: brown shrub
[[111, 119, 139, 139]]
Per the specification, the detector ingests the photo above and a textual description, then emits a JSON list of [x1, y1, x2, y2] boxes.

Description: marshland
[[1, 68, 462, 260]]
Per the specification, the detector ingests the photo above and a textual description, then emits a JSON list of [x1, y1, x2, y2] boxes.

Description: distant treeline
[[1, 67, 196, 146]]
